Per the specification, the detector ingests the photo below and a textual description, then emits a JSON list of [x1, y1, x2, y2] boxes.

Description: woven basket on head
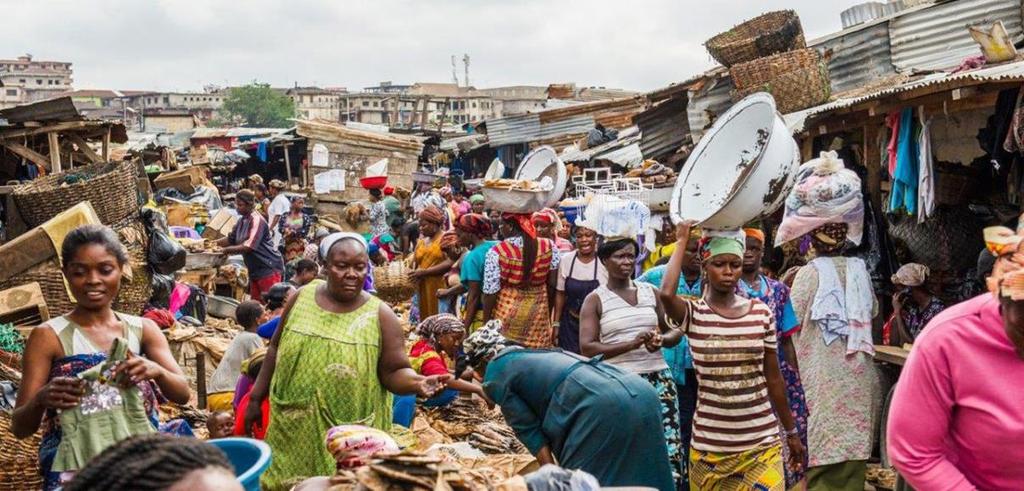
[[0, 365, 44, 491], [0, 217, 153, 318], [13, 161, 140, 229], [705, 10, 805, 67], [373, 260, 416, 305], [730, 48, 831, 114]]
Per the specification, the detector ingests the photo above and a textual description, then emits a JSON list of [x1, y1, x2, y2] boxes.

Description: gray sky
[[1, 0, 867, 92]]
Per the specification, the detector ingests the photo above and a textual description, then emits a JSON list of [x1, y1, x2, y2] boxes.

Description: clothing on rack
[[917, 109, 936, 223], [890, 107, 920, 216]]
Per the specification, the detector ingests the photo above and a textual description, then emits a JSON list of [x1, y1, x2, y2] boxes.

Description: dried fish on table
[[422, 397, 529, 455]]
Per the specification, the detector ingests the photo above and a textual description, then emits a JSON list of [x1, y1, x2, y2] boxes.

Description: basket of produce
[[13, 161, 140, 228], [481, 178, 553, 214], [705, 10, 805, 67], [730, 48, 831, 114], [374, 260, 416, 305]]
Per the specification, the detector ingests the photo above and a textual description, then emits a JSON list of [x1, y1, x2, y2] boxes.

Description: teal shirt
[[460, 240, 497, 285], [636, 265, 701, 385]]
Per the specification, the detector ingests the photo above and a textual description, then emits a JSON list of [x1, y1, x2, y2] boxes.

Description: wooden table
[[873, 345, 910, 367]]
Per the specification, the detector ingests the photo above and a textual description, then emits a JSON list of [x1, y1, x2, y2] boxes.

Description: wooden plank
[[873, 345, 909, 366], [0, 227, 56, 281], [864, 123, 882, 214], [282, 142, 293, 184], [1, 140, 52, 170], [102, 127, 110, 161], [65, 133, 102, 164], [47, 132, 61, 173], [0, 121, 91, 141], [800, 136, 813, 162]]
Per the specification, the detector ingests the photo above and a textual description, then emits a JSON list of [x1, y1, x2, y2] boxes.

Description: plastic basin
[[359, 176, 387, 189], [208, 437, 272, 491], [513, 146, 568, 209], [670, 92, 798, 229]]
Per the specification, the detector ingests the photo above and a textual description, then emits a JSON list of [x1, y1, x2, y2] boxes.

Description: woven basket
[[935, 172, 974, 205], [887, 205, 984, 272], [0, 365, 44, 491], [374, 260, 416, 305], [0, 218, 153, 317], [705, 10, 805, 67], [13, 161, 140, 228], [730, 48, 831, 114]]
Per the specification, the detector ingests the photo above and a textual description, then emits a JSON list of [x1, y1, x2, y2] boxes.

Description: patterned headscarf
[[891, 263, 929, 287], [502, 212, 536, 239], [455, 213, 493, 237], [463, 320, 509, 366], [469, 194, 485, 204], [418, 205, 446, 226], [416, 313, 465, 343], [811, 223, 849, 254], [440, 231, 461, 253]]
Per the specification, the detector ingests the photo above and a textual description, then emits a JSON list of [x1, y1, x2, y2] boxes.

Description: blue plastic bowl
[[208, 438, 272, 491], [560, 205, 582, 225]]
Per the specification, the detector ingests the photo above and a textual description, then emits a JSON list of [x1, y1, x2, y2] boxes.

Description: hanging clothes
[[885, 111, 901, 177], [917, 108, 936, 224], [889, 107, 919, 215], [256, 141, 269, 162]]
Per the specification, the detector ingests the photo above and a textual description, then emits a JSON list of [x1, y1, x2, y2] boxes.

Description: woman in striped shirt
[[659, 224, 805, 491]]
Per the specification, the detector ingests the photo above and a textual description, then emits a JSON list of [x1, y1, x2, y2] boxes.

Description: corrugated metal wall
[[813, 20, 895, 94], [636, 95, 690, 161], [486, 114, 540, 146], [890, 0, 1024, 71], [687, 75, 734, 143]]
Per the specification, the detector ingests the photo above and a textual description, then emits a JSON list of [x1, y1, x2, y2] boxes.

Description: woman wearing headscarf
[[578, 236, 685, 487], [454, 214, 498, 330], [436, 231, 465, 315], [738, 228, 809, 488], [469, 194, 486, 215], [552, 225, 606, 353], [481, 213, 560, 347], [787, 222, 881, 490], [886, 226, 1024, 490], [392, 314, 489, 426], [463, 322, 676, 491], [532, 208, 574, 254], [278, 195, 314, 264], [410, 206, 453, 320], [660, 225, 805, 491], [367, 188, 390, 238], [243, 232, 448, 490], [887, 263, 945, 345]]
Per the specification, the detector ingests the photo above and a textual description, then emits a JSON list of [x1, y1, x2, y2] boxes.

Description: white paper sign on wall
[[311, 143, 329, 168]]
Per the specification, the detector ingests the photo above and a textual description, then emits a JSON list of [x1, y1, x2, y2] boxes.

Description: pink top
[[887, 294, 1024, 490]]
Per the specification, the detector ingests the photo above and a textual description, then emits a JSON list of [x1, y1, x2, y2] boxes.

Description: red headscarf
[[418, 205, 446, 226], [502, 212, 536, 239], [456, 213, 493, 237]]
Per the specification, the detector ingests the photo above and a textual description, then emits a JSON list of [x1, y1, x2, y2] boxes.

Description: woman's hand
[[644, 331, 663, 352], [417, 374, 453, 398], [631, 331, 654, 350], [34, 377, 85, 410], [786, 433, 807, 474], [891, 292, 904, 315], [243, 397, 264, 438], [408, 270, 424, 281], [111, 351, 164, 386]]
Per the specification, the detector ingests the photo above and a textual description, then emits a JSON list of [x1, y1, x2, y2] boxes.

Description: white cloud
[[0, 0, 865, 91]]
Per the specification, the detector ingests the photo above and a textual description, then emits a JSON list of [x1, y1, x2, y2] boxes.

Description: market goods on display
[[327, 451, 529, 491], [421, 397, 529, 455]]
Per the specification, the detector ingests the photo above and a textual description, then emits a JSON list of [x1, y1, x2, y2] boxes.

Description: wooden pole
[[282, 142, 293, 184], [47, 132, 61, 173], [196, 352, 207, 409], [863, 123, 882, 214], [102, 127, 111, 162]]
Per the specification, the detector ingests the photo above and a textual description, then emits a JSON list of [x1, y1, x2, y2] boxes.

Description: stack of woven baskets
[[704, 10, 830, 114], [0, 161, 151, 316], [1, 363, 43, 491], [373, 259, 416, 306]]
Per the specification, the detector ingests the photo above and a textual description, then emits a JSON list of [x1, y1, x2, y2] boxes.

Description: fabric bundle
[[775, 151, 864, 247], [808, 257, 875, 356], [325, 425, 400, 469], [575, 196, 650, 241]]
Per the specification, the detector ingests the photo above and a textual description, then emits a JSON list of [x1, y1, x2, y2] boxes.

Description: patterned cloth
[[484, 237, 558, 347], [900, 296, 946, 341], [368, 201, 390, 237], [790, 258, 882, 468], [262, 281, 392, 490], [638, 369, 686, 489], [689, 444, 786, 491], [455, 213, 493, 237]]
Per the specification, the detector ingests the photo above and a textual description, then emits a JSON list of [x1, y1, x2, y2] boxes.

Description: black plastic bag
[[140, 207, 169, 235], [148, 230, 187, 274], [149, 272, 174, 307]]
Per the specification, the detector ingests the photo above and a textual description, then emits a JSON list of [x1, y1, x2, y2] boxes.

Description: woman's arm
[[414, 258, 454, 277], [654, 290, 682, 348], [764, 348, 805, 470], [659, 224, 694, 327], [463, 281, 483, 326], [244, 289, 299, 436], [377, 303, 450, 395], [12, 327, 81, 439], [781, 335, 799, 373], [579, 294, 651, 359], [551, 290, 566, 324]]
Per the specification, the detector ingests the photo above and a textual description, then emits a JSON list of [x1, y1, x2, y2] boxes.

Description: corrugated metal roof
[[687, 72, 734, 142], [784, 58, 1024, 132], [537, 115, 594, 141], [890, 0, 1023, 71], [0, 96, 82, 123], [635, 94, 690, 161], [486, 113, 540, 146], [559, 127, 643, 167], [812, 19, 894, 94], [439, 133, 488, 152]]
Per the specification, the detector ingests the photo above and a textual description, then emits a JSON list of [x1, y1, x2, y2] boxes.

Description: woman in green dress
[[243, 232, 450, 491], [463, 322, 675, 491]]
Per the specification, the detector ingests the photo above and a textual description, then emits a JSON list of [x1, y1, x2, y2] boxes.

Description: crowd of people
[[8, 170, 1024, 491]]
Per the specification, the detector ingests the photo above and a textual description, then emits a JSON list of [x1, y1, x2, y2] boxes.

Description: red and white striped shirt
[[685, 298, 780, 453]]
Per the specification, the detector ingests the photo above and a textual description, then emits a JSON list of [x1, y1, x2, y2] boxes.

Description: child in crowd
[[206, 301, 265, 411], [233, 349, 270, 439], [290, 258, 319, 287], [206, 411, 235, 440]]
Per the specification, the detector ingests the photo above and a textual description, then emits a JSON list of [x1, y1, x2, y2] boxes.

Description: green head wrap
[[469, 194, 485, 204], [703, 236, 745, 260]]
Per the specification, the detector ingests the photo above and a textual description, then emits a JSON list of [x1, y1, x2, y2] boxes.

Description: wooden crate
[[0, 282, 50, 333]]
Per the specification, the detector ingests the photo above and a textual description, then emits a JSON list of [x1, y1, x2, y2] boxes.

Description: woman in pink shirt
[[887, 232, 1024, 490]]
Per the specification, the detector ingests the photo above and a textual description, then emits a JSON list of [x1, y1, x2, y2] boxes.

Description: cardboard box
[[153, 166, 209, 194], [202, 208, 238, 240]]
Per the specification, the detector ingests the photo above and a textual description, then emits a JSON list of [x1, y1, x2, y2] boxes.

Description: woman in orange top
[[410, 206, 452, 320], [481, 213, 560, 347]]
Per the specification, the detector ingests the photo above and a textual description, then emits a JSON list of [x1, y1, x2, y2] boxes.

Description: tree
[[220, 82, 295, 127]]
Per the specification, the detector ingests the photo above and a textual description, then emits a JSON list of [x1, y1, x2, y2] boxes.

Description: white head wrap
[[320, 232, 368, 260]]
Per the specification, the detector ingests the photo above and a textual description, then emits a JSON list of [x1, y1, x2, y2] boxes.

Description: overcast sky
[[1, 0, 868, 92]]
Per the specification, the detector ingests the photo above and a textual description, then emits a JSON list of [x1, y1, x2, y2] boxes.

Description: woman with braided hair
[[463, 321, 675, 490], [65, 433, 241, 491]]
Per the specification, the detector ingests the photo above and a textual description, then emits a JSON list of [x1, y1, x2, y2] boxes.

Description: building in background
[[0, 54, 73, 108], [477, 86, 547, 116], [288, 86, 345, 121]]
